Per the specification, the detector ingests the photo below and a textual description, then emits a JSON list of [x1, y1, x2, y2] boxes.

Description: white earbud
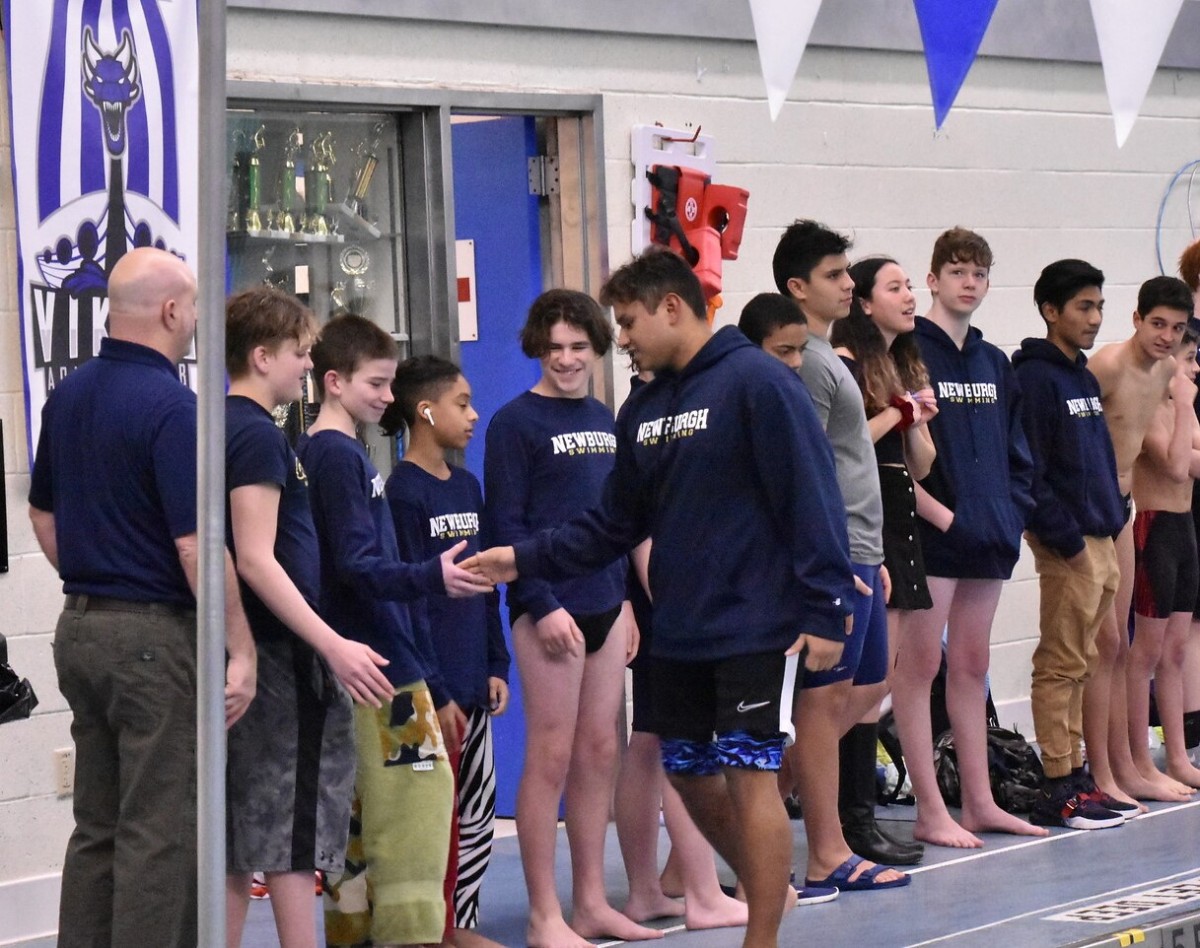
[[423, 407, 435, 426]]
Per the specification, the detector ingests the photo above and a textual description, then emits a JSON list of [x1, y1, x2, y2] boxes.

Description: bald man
[[28, 247, 256, 947]]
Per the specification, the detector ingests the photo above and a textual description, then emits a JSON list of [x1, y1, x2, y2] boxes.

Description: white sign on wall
[[456, 238, 479, 342]]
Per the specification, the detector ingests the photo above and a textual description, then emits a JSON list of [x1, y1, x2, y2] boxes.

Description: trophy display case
[[225, 107, 408, 460], [225, 108, 404, 333]]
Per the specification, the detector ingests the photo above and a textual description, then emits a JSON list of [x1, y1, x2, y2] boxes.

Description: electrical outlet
[[54, 747, 74, 797]]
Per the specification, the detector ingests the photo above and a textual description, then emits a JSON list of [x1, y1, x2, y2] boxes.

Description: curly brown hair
[[1179, 239, 1200, 293], [520, 289, 612, 358]]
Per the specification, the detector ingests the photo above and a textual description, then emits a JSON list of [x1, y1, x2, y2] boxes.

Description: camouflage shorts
[[324, 680, 455, 948]]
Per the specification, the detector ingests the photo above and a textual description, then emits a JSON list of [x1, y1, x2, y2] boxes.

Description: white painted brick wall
[[3, 9, 1198, 910], [0, 35, 75, 916]]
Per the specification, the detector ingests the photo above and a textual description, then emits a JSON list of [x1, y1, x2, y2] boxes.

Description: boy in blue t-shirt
[[223, 286, 395, 947], [297, 315, 493, 948], [381, 355, 511, 944]]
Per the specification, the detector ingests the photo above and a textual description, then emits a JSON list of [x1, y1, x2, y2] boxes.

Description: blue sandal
[[806, 854, 910, 891]]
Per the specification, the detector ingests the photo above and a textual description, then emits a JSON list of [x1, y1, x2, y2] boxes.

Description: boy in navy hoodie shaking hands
[[466, 248, 855, 948]]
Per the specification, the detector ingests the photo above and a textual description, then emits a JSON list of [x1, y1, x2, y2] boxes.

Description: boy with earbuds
[[381, 356, 511, 947], [296, 315, 493, 947]]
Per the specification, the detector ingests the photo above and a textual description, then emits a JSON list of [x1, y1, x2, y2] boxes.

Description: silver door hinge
[[528, 156, 559, 196]]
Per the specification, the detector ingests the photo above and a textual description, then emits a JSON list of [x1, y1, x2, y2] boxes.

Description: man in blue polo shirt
[[28, 246, 256, 948]]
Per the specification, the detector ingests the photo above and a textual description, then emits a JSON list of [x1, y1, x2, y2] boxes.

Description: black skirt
[[879, 464, 933, 611]]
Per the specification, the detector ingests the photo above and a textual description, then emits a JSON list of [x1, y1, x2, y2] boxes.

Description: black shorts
[[879, 465, 933, 611], [629, 630, 660, 734], [647, 650, 799, 744], [627, 589, 658, 732], [1192, 486, 1200, 616], [1133, 509, 1199, 618], [508, 603, 621, 654]]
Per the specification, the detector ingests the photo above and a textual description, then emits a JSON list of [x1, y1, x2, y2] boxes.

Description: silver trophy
[[331, 245, 373, 315]]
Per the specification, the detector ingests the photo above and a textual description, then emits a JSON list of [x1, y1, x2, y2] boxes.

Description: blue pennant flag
[[913, 0, 1000, 128]]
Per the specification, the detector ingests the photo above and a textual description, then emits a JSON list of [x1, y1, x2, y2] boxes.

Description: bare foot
[[1092, 777, 1148, 814], [912, 812, 983, 849], [1133, 762, 1196, 799], [621, 890, 685, 924], [527, 914, 596, 948], [452, 928, 506, 948], [684, 890, 749, 931], [960, 803, 1050, 838], [1166, 759, 1200, 790], [1115, 768, 1193, 802], [572, 903, 664, 941]]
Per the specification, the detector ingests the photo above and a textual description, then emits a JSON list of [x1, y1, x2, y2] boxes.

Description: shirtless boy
[[1128, 319, 1200, 791], [1087, 275, 1197, 804]]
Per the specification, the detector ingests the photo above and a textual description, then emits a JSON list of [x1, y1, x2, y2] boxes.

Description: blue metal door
[[452, 115, 543, 818]]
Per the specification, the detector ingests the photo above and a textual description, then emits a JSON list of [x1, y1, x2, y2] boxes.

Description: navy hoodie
[[1012, 338, 1125, 557], [296, 430, 447, 703], [914, 317, 1034, 579], [515, 326, 855, 662], [387, 462, 510, 711]]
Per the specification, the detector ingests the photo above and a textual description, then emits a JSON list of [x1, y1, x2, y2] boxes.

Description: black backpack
[[932, 723, 1044, 814], [876, 650, 1043, 814]]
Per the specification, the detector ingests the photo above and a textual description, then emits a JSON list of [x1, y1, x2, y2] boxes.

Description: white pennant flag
[[1090, 0, 1185, 147], [749, 0, 824, 121]]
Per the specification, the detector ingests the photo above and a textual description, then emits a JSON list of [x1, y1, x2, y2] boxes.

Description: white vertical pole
[[196, 2, 228, 945]]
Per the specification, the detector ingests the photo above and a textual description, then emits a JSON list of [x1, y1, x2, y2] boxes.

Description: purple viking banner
[[3, 0, 199, 457]]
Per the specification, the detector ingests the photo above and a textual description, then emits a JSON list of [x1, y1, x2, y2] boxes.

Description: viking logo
[[81, 27, 141, 280]]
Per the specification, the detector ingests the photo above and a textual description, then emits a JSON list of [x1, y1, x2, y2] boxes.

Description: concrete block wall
[[0, 39, 74, 947], [2, 9, 1198, 936]]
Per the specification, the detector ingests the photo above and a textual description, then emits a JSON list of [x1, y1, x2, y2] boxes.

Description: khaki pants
[[1027, 534, 1120, 779]]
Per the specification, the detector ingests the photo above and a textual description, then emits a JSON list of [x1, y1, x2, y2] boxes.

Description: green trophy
[[228, 129, 246, 232], [243, 124, 266, 233], [303, 131, 335, 237], [225, 150, 242, 237], [272, 127, 302, 234]]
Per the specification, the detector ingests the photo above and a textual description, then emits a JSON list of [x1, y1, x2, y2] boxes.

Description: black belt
[[64, 594, 195, 618]]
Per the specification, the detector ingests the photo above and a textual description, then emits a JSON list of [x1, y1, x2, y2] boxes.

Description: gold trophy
[[332, 121, 386, 239], [271, 127, 302, 234]]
